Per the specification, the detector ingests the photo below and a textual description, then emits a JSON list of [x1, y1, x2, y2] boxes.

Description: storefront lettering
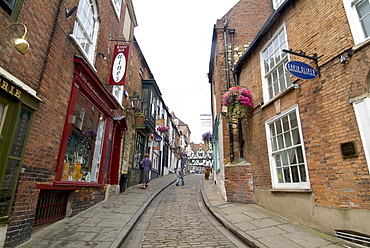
[[1, 80, 22, 99]]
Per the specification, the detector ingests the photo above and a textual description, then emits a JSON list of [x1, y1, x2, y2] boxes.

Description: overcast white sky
[[132, 0, 239, 143]]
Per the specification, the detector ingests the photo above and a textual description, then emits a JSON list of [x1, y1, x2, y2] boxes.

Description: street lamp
[[0, 23, 29, 54], [130, 91, 141, 112]]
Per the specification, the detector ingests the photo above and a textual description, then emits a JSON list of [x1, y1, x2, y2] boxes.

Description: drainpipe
[[223, 18, 234, 163]]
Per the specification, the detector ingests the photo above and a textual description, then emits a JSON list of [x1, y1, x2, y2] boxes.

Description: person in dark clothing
[[139, 153, 152, 189]]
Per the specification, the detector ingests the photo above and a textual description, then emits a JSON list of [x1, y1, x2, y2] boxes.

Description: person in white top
[[175, 155, 185, 186], [204, 157, 212, 180]]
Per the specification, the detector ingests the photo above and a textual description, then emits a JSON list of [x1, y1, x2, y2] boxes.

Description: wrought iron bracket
[[283, 49, 323, 77]]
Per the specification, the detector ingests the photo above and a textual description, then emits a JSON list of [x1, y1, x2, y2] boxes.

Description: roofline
[[234, 0, 296, 75]]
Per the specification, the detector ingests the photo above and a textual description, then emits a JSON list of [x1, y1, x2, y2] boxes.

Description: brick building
[[210, 0, 370, 241], [0, 0, 143, 247]]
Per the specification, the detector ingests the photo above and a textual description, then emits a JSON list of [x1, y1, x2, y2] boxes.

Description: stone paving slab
[[201, 178, 358, 248]]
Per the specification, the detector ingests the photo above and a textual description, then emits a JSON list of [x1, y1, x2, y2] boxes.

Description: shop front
[[34, 56, 121, 225], [0, 67, 41, 224]]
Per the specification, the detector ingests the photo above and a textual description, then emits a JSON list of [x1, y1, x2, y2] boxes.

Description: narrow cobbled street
[[121, 174, 248, 247]]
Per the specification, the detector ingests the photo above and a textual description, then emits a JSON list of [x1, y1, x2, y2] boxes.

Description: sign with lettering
[[154, 136, 162, 142], [1, 79, 22, 99], [109, 45, 130, 85], [285, 61, 317, 80]]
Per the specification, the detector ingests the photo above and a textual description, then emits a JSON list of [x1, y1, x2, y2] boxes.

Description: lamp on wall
[[0, 23, 29, 54], [130, 91, 141, 112]]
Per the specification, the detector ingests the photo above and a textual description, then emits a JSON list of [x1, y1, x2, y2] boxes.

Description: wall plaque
[[340, 141, 358, 158]]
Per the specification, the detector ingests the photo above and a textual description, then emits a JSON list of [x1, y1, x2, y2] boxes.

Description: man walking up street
[[175, 155, 185, 186]]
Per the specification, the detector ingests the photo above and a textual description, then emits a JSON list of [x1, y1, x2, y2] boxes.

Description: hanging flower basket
[[221, 86, 253, 119], [202, 131, 212, 143], [157, 126, 170, 133]]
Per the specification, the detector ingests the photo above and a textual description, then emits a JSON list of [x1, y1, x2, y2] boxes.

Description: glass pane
[[299, 164, 307, 182], [291, 165, 299, 182], [276, 120, 282, 134], [277, 168, 283, 183], [278, 64, 286, 92], [281, 151, 289, 165], [0, 101, 7, 133], [297, 146, 304, 163], [292, 128, 300, 145], [283, 167, 291, 183], [10, 108, 31, 158], [275, 154, 282, 167], [284, 131, 292, 147], [271, 137, 277, 151], [289, 148, 297, 164], [290, 112, 298, 128], [282, 116, 289, 131], [277, 134, 284, 150], [0, 159, 19, 218]]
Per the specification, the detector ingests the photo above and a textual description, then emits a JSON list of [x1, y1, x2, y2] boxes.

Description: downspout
[[223, 17, 234, 162], [229, 29, 244, 159]]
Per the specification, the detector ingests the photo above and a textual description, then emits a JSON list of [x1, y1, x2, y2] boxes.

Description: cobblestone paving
[[138, 174, 244, 247]]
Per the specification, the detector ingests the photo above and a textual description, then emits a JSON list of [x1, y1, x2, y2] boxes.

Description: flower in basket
[[157, 126, 170, 133], [221, 86, 253, 119], [202, 131, 212, 142]]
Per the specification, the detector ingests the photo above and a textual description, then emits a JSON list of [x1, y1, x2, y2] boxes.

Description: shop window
[[260, 25, 291, 103], [62, 92, 105, 182], [71, 0, 99, 62], [0, 0, 24, 21], [266, 106, 310, 189], [343, 0, 370, 45]]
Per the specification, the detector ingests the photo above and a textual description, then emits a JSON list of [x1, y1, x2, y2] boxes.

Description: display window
[[61, 92, 106, 182], [55, 56, 120, 186]]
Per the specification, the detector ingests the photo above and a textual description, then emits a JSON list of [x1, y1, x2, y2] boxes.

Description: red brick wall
[[237, 0, 370, 210], [225, 164, 254, 203], [3, 1, 136, 247]]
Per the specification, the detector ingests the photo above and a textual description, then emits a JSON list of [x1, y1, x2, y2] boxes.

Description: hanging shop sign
[[285, 61, 317, 80], [109, 45, 130, 85], [154, 135, 162, 142]]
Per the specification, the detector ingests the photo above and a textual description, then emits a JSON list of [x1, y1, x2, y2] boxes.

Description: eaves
[[234, 0, 297, 75]]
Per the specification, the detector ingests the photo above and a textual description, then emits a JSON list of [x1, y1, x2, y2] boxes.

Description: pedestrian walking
[[204, 156, 212, 180], [139, 153, 152, 189], [175, 154, 185, 186]]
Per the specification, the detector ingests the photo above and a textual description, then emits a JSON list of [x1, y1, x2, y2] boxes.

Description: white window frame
[[123, 7, 132, 40], [71, 0, 99, 63], [273, 0, 285, 9], [111, 0, 122, 19], [343, 0, 370, 45], [260, 24, 291, 103], [353, 97, 370, 173], [266, 105, 310, 189]]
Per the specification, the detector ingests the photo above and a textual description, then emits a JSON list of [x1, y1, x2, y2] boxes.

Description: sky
[[132, 0, 239, 143]]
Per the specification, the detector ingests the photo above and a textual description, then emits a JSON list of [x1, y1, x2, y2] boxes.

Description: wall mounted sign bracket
[[283, 49, 323, 77]]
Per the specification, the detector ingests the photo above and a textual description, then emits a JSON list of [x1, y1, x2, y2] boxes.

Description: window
[[112, 85, 124, 104], [272, 0, 285, 9], [71, 0, 99, 62], [260, 25, 291, 103], [0, 0, 24, 20], [123, 7, 132, 40], [266, 106, 310, 189], [62, 92, 105, 183], [353, 97, 370, 173], [343, 0, 370, 44], [111, 0, 122, 18]]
